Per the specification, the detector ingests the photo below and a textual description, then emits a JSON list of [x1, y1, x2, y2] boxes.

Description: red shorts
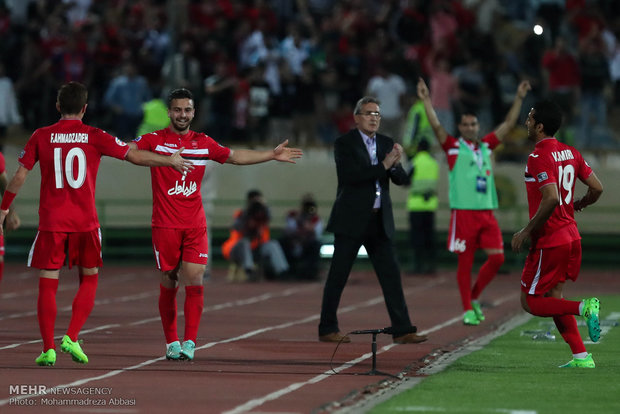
[[447, 209, 503, 254], [152, 227, 208, 271], [520, 240, 581, 295], [29, 229, 103, 270]]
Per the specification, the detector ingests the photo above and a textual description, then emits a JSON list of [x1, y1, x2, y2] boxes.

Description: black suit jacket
[[326, 129, 409, 239]]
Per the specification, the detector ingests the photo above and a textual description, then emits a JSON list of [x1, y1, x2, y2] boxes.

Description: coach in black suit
[[318, 96, 428, 344]]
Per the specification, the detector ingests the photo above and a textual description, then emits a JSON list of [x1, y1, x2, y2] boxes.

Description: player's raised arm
[[494, 80, 531, 141], [417, 77, 448, 145], [226, 139, 303, 165]]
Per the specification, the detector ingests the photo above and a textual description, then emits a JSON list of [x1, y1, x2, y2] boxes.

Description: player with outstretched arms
[[129, 88, 302, 361], [0, 82, 192, 366]]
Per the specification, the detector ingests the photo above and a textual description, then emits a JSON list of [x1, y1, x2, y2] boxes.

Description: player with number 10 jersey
[[18, 120, 130, 232], [524, 138, 593, 249]]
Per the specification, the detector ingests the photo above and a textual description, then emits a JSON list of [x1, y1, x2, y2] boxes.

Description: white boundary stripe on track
[[0, 286, 314, 349], [337, 300, 529, 414], [221, 292, 520, 414], [0, 278, 446, 407]]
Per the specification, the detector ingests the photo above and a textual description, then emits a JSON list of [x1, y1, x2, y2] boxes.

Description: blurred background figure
[[103, 61, 151, 141], [222, 190, 289, 282], [280, 193, 323, 281], [0, 62, 22, 151], [137, 88, 169, 136], [402, 92, 433, 159], [405, 139, 439, 275]]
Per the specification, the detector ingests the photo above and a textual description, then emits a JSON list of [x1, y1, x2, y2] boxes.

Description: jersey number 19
[[557, 164, 575, 206]]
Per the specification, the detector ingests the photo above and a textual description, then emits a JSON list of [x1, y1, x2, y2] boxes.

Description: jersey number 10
[[54, 147, 87, 189], [557, 164, 575, 206]]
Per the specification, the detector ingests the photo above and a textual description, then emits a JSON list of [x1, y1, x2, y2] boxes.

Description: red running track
[[0, 263, 616, 413]]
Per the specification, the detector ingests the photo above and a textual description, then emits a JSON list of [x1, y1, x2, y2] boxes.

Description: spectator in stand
[[280, 193, 323, 281], [425, 52, 457, 136], [222, 190, 289, 282], [162, 39, 202, 101], [248, 62, 271, 146], [365, 63, 407, 140], [577, 36, 611, 149], [541, 36, 580, 141], [103, 61, 152, 141], [293, 60, 320, 146], [204, 61, 237, 142], [0, 62, 22, 151]]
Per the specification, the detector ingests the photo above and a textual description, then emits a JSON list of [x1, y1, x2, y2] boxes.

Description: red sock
[[66, 274, 98, 341], [457, 251, 475, 311], [526, 295, 581, 317], [183, 285, 204, 343], [472, 253, 504, 299], [0, 260, 4, 285], [159, 285, 179, 344], [553, 315, 586, 354], [38, 278, 59, 351]]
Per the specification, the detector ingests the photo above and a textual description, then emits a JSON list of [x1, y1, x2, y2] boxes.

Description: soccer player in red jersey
[[418, 78, 531, 325], [512, 99, 603, 368], [129, 88, 302, 361], [0, 82, 193, 366], [0, 151, 21, 287]]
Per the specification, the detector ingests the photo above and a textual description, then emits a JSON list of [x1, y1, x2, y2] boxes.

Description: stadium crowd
[[0, 0, 619, 152]]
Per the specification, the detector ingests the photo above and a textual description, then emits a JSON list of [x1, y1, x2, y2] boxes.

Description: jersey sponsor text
[[167, 179, 197, 197]]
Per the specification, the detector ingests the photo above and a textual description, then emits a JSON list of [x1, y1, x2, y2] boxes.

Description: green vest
[[137, 99, 170, 136], [448, 138, 498, 210], [402, 101, 433, 158], [407, 151, 439, 212]]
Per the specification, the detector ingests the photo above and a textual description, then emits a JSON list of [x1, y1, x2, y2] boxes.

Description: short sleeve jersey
[[524, 137, 593, 248], [133, 128, 230, 229], [441, 132, 500, 170], [18, 119, 130, 231]]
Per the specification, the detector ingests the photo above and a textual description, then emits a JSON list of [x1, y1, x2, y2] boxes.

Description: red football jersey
[[441, 132, 500, 171], [18, 119, 130, 231], [524, 137, 593, 248], [0, 151, 5, 174], [133, 128, 230, 229]]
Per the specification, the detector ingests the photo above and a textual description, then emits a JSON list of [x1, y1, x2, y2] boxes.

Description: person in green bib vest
[[406, 139, 439, 274], [417, 77, 531, 326]]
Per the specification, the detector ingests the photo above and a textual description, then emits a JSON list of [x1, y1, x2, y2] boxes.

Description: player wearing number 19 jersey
[[512, 100, 603, 368]]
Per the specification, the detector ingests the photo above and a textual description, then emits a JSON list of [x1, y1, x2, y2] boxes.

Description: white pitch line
[[0, 278, 448, 407], [223, 292, 521, 414]]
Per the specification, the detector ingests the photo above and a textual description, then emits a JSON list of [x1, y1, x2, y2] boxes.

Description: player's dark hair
[[57, 82, 88, 115], [459, 110, 478, 122], [167, 88, 194, 108], [532, 99, 562, 137]]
